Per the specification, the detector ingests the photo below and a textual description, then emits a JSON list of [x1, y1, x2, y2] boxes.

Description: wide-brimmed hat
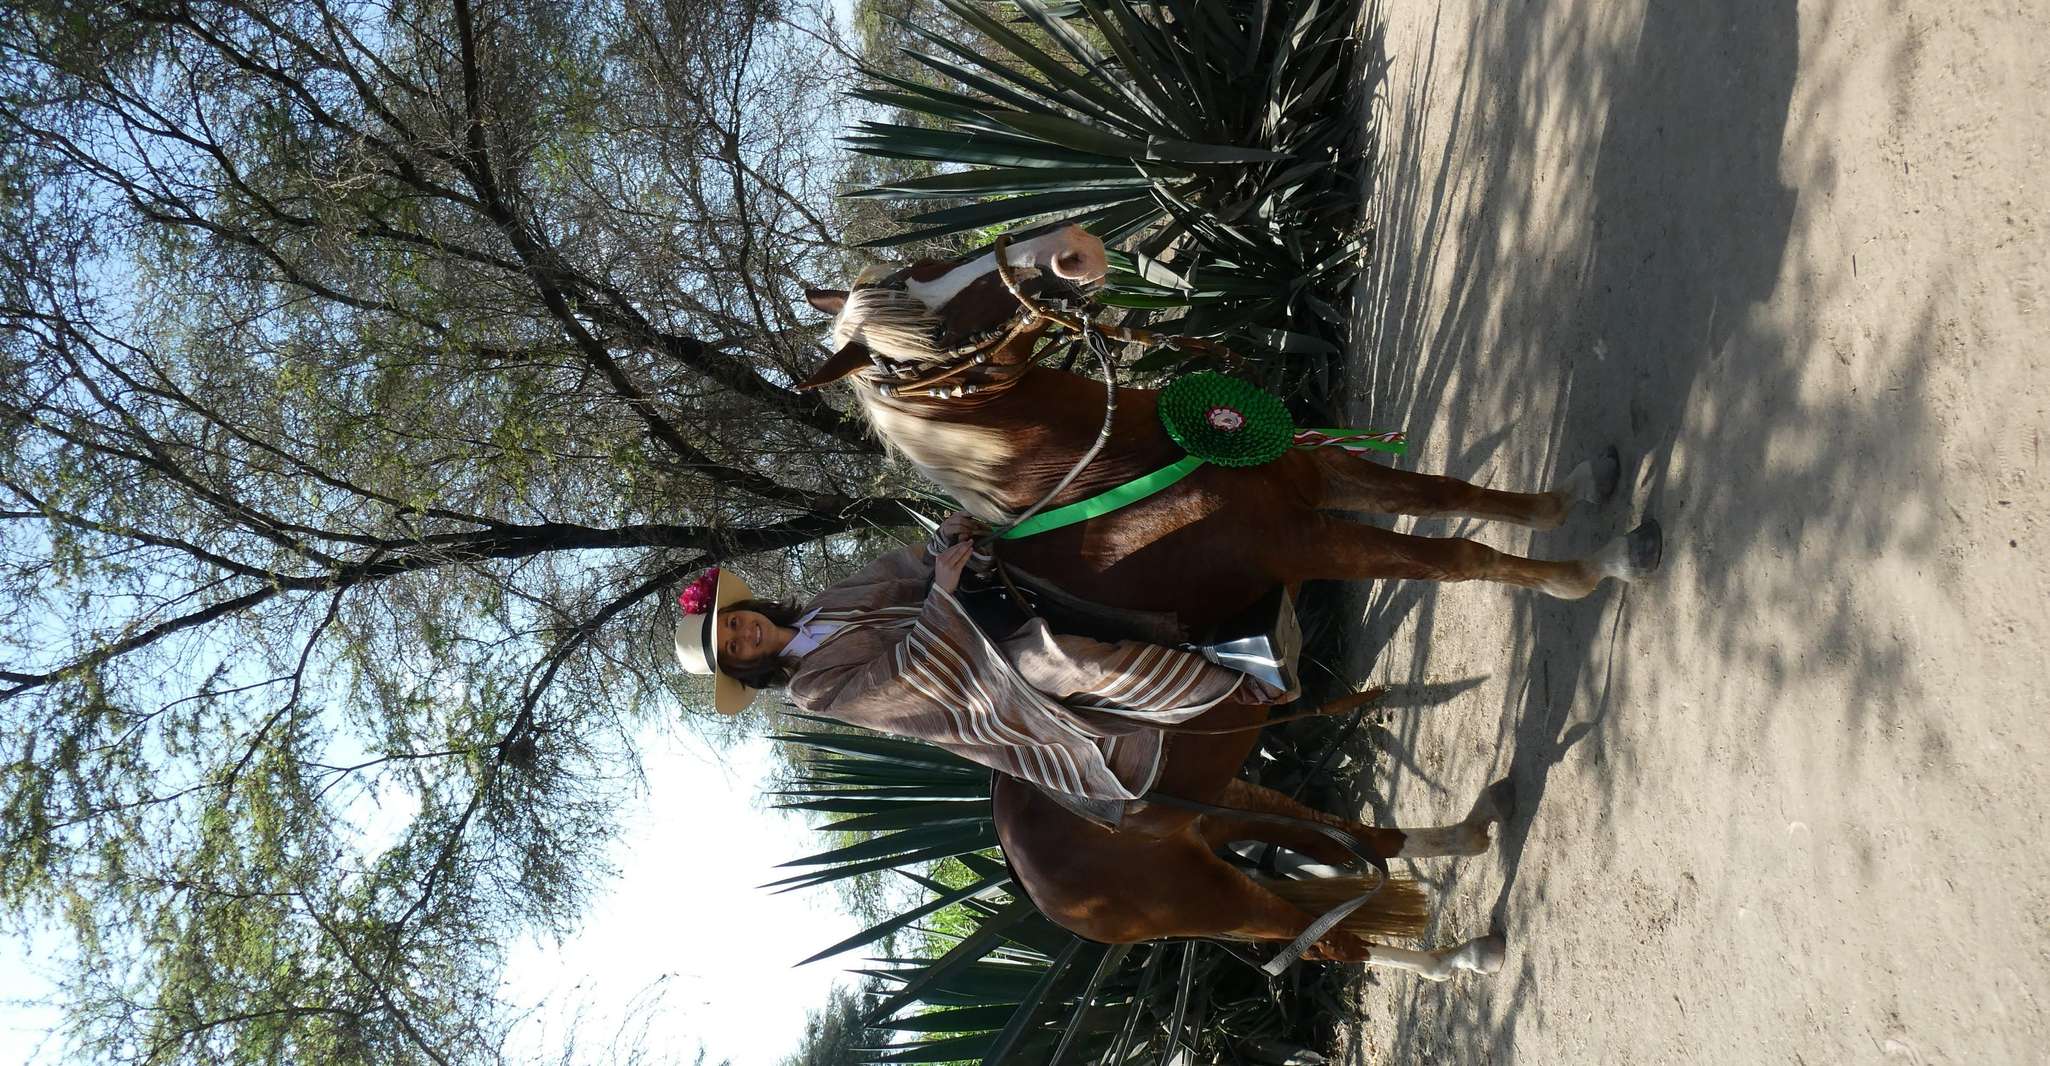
[[672, 567, 760, 715]]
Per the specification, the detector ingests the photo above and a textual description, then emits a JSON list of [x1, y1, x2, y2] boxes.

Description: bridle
[[857, 233, 1246, 401], [986, 234, 1243, 368], [862, 325, 1028, 400], [854, 266, 1087, 401], [982, 234, 1250, 540]]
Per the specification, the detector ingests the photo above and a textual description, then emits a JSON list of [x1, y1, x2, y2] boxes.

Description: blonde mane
[[832, 285, 1017, 521], [832, 286, 947, 365]]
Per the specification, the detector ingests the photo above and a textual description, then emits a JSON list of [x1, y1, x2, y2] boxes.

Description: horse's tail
[[1258, 874, 1431, 942]]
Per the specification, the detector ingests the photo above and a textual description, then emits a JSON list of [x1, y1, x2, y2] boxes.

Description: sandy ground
[[1329, 1, 2049, 1062]]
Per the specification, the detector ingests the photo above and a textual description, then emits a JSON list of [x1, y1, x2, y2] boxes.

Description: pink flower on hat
[[677, 567, 720, 615]]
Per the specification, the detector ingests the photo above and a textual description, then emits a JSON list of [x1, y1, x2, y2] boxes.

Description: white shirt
[[782, 608, 845, 659]]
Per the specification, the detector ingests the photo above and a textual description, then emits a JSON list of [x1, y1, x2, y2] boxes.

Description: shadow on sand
[[1327, 0, 1945, 1057]]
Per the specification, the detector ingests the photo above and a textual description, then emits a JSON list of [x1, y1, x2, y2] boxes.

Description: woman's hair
[[718, 597, 804, 690]]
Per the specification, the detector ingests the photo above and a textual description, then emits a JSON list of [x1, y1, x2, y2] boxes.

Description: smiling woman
[[713, 600, 807, 690], [670, 566, 815, 711], [670, 512, 1278, 827]]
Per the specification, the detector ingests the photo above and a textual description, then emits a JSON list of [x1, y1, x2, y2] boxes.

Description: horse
[[798, 223, 1659, 975]]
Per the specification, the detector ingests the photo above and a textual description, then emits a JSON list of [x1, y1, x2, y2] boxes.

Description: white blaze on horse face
[[903, 225, 1108, 314]]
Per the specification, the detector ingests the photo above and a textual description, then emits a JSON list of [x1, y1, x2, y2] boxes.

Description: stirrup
[[1184, 585, 1301, 696]]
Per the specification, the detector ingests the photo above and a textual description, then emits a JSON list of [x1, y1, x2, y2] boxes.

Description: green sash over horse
[[1001, 370, 1408, 540]]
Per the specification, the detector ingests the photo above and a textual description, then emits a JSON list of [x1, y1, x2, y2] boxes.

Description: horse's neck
[[860, 367, 1182, 519]]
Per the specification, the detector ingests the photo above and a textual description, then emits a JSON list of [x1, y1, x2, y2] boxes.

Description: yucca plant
[[768, 719, 1000, 905], [854, 914, 1347, 1066], [844, 0, 1388, 410]]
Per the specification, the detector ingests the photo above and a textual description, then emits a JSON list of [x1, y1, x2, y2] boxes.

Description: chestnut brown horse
[[800, 224, 1659, 975]]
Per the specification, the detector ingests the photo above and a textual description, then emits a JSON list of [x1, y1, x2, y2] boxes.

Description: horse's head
[[799, 223, 1108, 394]]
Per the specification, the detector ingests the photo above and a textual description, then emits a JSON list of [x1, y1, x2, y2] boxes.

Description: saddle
[[953, 568, 1301, 696]]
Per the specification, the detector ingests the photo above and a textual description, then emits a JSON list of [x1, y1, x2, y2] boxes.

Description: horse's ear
[[797, 341, 872, 391], [805, 288, 847, 316]]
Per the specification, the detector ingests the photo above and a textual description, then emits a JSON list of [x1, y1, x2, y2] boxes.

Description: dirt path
[[1332, 2, 2048, 1062]]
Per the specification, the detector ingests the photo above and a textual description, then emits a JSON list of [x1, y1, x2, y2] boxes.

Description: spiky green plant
[[844, 0, 1389, 410]]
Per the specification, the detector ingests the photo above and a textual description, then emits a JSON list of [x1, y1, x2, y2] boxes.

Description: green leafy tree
[[780, 982, 877, 1066], [0, 0, 918, 1060]]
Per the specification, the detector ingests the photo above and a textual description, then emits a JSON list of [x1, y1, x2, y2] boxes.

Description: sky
[[497, 727, 868, 1065], [0, 724, 869, 1066], [0, 936, 61, 1064]]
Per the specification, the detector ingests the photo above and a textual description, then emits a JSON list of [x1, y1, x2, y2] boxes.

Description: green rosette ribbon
[[1157, 372, 1293, 468]]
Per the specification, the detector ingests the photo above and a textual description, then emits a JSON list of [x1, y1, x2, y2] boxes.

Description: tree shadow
[[1332, 0, 1954, 1056]]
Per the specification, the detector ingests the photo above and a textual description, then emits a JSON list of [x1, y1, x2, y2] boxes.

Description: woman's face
[[717, 609, 786, 668]]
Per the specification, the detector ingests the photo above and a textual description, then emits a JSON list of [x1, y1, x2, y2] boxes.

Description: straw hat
[[672, 567, 761, 715]]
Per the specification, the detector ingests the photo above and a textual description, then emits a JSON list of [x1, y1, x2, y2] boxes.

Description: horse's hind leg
[[1139, 843, 1391, 964], [1005, 788, 1498, 975], [1194, 778, 1405, 865], [1312, 446, 1620, 529], [1197, 778, 1515, 864], [1171, 844, 1502, 975], [1390, 778, 1517, 858], [1356, 935, 1508, 981], [1296, 513, 1662, 599], [1027, 825, 1368, 956]]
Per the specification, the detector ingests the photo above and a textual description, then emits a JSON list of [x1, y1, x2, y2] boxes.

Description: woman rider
[[672, 513, 1284, 826]]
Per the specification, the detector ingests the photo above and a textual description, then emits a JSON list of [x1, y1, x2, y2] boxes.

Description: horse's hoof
[[1593, 518, 1665, 583], [1464, 933, 1508, 976], [1626, 518, 1664, 575], [1594, 445, 1623, 502], [1484, 778, 1519, 825]]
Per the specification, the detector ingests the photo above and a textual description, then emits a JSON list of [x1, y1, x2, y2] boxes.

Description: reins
[[980, 232, 1241, 542], [989, 320, 1118, 541], [944, 234, 1237, 619]]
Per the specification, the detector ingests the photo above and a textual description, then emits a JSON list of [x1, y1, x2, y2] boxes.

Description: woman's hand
[[933, 541, 975, 593], [935, 510, 988, 545]]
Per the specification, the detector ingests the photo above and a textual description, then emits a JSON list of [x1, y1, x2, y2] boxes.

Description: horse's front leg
[[1288, 512, 1663, 599], [1311, 446, 1620, 529]]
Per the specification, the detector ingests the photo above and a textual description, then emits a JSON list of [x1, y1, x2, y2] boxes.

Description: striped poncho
[[786, 544, 1264, 826]]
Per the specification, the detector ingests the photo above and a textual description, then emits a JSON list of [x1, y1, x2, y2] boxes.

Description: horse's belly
[[998, 455, 1321, 626]]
